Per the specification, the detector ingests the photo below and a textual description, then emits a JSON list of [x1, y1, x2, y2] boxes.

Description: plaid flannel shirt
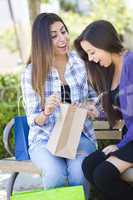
[[21, 51, 97, 147]]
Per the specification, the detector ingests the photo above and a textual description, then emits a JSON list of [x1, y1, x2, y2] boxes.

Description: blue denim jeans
[[29, 134, 96, 200]]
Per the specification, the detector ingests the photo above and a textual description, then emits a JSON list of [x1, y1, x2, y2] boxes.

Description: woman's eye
[[51, 35, 57, 39], [61, 30, 66, 34]]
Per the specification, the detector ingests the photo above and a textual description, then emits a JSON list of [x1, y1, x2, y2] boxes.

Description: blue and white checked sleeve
[[21, 65, 42, 126]]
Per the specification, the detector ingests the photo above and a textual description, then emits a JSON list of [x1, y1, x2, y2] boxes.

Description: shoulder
[[68, 50, 85, 67], [21, 64, 32, 83], [124, 51, 133, 70], [123, 51, 133, 81]]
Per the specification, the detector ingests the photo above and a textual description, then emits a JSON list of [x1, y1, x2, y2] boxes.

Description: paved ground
[[0, 190, 6, 200], [0, 172, 43, 199]]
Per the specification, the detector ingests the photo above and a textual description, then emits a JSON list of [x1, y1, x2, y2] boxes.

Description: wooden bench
[[0, 118, 133, 200]]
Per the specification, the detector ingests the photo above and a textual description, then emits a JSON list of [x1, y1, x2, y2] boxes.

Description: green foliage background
[[59, 0, 133, 45], [1, 0, 133, 52], [0, 75, 21, 158]]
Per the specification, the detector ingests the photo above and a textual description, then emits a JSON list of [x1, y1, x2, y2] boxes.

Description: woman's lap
[[28, 134, 96, 188]]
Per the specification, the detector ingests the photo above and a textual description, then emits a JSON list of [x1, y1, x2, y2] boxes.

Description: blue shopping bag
[[14, 115, 30, 160]]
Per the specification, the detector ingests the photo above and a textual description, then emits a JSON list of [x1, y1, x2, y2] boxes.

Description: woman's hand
[[44, 93, 60, 115], [102, 145, 118, 155], [82, 102, 99, 119], [76, 101, 99, 120], [86, 103, 99, 119], [35, 94, 60, 126]]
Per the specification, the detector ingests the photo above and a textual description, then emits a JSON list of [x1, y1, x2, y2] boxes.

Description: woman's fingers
[[87, 107, 99, 119], [102, 145, 118, 155], [47, 94, 60, 105], [44, 94, 60, 115]]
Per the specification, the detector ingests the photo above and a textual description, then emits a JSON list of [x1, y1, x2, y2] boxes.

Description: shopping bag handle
[[17, 95, 25, 116]]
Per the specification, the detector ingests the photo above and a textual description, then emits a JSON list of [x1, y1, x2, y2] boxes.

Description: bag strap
[[17, 95, 25, 116]]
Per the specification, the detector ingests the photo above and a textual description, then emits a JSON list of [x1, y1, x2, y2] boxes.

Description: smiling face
[[80, 40, 112, 67], [50, 21, 69, 56]]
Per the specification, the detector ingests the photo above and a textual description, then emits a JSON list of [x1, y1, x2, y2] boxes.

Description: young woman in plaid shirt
[[21, 13, 98, 199]]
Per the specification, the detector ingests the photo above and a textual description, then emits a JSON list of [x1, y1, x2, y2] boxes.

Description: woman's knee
[[82, 150, 106, 180], [93, 161, 120, 189], [68, 167, 85, 186], [42, 169, 67, 189]]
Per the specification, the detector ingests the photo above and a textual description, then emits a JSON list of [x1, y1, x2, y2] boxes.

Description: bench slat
[[96, 130, 122, 140], [93, 120, 123, 130], [0, 159, 40, 174]]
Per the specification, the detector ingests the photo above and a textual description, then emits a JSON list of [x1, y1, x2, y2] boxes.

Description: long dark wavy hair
[[27, 13, 68, 109], [74, 20, 124, 127]]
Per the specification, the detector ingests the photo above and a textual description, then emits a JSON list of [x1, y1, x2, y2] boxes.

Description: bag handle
[[17, 95, 25, 116]]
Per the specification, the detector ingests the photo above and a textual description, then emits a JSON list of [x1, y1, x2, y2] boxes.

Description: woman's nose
[[58, 33, 65, 42]]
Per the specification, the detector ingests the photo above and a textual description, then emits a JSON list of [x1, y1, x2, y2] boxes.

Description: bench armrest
[[3, 118, 15, 156]]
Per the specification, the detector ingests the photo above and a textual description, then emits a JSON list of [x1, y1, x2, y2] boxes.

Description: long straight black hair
[[74, 20, 124, 127]]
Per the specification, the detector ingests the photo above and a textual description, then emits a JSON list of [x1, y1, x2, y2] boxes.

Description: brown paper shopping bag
[[46, 103, 88, 159]]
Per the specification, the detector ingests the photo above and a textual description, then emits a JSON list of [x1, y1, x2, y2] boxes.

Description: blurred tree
[[7, 0, 22, 59], [41, 0, 49, 3], [3, 0, 133, 55], [89, 0, 132, 34], [59, 0, 76, 12], [27, 0, 41, 24], [27, 0, 50, 24]]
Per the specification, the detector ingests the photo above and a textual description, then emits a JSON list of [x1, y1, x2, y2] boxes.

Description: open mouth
[[58, 45, 68, 51], [58, 45, 66, 48]]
